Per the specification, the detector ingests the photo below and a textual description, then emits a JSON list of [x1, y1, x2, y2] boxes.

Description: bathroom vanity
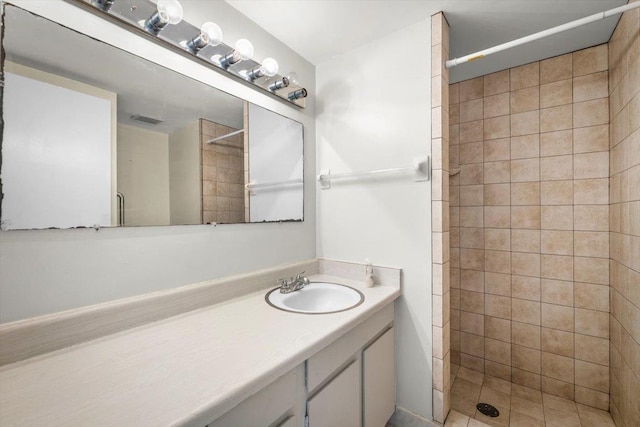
[[0, 260, 400, 427], [209, 304, 394, 427], [0, 3, 400, 426]]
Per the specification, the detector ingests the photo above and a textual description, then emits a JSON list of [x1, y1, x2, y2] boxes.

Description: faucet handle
[[277, 278, 288, 287], [295, 271, 306, 280]]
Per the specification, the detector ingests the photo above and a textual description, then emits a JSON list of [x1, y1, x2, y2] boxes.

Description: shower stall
[[431, 3, 639, 426]]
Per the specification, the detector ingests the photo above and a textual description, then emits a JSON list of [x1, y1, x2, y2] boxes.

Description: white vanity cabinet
[[207, 304, 395, 427], [206, 364, 305, 427], [306, 326, 395, 427], [307, 304, 395, 427]]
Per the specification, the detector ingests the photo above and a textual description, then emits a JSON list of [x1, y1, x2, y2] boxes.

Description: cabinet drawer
[[307, 304, 393, 394]]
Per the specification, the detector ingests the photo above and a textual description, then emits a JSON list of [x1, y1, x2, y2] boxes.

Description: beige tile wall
[[431, 12, 451, 424], [201, 119, 245, 224], [449, 44, 612, 409], [608, 2, 640, 426]]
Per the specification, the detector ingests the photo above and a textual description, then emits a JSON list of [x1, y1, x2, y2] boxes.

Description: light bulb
[[201, 22, 223, 46], [235, 39, 254, 61], [186, 22, 223, 53], [286, 72, 299, 86], [260, 58, 279, 77], [247, 57, 279, 81], [157, 0, 183, 25], [219, 38, 255, 68], [143, 0, 183, 34]]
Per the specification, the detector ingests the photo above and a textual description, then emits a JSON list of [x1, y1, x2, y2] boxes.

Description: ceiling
[[225, 0, 626, 82]]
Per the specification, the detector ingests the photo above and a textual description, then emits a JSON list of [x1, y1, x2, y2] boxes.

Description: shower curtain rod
[[446, 2, 640, 68]]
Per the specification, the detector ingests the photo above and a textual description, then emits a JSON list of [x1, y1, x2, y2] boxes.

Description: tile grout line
[[538, 61, 543, 399], [571, 55, 577, 411]]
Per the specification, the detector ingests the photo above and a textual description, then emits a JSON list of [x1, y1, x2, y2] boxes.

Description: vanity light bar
[[79, 0, 306, 108]]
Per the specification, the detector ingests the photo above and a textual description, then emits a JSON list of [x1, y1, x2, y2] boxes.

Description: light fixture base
[[185, 34, 207, 53], [93, 0, 114, 11], [143, 11, 168, 35], [268, 77, 289, 92]]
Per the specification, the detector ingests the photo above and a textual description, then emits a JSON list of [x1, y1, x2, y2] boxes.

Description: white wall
[[248, 104, 304, 222], [117, 124, 170, 227], [0, 0, 316, 322], [168, 121, 201, 225], [316, 20, 432, 419]]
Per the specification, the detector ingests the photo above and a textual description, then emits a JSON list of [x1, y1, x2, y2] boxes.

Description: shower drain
[[476, 402, 500, 417]]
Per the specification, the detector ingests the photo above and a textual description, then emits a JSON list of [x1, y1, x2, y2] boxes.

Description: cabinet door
[[363, 327, 395, 427], [277, 416, 297, 427], [307, 304, 393, 395], [307, 361, 360, 427], [208, 366, 300, 427]]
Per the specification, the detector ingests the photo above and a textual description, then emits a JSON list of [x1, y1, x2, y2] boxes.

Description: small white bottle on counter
[[365, 259, 375, 288]]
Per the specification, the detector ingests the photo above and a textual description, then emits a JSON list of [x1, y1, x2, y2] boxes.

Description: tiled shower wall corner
[[449, 44, 612, 409], [608, 1, 640, 425], [201, 119, 245, 224], [430, 12, 451, 424]]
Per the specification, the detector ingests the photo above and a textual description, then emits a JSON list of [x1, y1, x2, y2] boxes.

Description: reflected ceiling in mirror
[[0, 6, 304, 230]]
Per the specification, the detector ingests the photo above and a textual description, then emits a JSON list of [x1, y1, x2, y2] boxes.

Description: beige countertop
[[0, 274, 400, 427]]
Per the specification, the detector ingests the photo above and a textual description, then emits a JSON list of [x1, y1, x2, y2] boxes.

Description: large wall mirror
[[0, 5, 304, 230]]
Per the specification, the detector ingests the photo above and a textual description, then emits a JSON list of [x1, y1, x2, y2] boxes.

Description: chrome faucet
[[278, 271, 309, 294]]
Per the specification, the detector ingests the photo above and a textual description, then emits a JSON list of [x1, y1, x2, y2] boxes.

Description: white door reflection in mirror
[[248, 104, 304, 222], [117, 124, 171, 226], [2, 71, 113, 230]]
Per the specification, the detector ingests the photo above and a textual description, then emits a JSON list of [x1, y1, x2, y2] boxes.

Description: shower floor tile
[[446, 365, 616, 427]]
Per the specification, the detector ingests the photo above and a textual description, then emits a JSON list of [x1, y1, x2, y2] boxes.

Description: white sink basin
[[266, 282, 364, 314]]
